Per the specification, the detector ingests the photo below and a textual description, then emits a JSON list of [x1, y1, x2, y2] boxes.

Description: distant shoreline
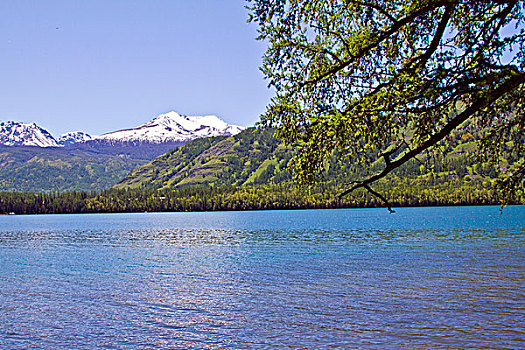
[[3, 202, 521, 217]]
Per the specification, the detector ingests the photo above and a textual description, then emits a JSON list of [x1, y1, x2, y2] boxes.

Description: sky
[[0, 0, 272, 136]]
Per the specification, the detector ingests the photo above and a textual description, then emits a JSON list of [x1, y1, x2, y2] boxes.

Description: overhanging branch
[[339, 71, 525, 207]]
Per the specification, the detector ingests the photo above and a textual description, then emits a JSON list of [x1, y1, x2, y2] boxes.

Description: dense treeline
[[0, 175, 506, 215]]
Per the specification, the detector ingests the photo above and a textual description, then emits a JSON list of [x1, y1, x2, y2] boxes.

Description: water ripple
[[0, 207, 523, 348]]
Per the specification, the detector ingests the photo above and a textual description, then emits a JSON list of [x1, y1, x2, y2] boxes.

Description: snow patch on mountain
[[57, 132, 93, 146], [0, 121, 59, 147], [96, 111, 244, 143]]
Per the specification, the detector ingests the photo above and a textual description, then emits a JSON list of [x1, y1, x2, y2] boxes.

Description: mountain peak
[[0, 121, 59, 147], [97, 111, 244, 144], [57, 131, 93, 146], [154, 111, 184, 122]]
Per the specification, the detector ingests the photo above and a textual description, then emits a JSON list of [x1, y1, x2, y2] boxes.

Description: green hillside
[[115, 128, 501, 202], [1, 127, 514, 215], [114, 128, 294, 189], [0, 127, 509, 215], [0, 140, 185, 192], [0, 145, 147, 192]]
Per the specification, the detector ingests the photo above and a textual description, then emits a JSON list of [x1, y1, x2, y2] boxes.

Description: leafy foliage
[[247, 0, 525, 206]]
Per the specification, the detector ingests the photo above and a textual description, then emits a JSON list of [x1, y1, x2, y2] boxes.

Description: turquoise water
[[0, 206, 524, 349]]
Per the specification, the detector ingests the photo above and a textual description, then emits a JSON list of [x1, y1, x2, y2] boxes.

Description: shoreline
[[3, 202, 522, 216]]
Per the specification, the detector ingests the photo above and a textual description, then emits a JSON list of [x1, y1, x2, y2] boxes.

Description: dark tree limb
[[378, 140, 406, 166], [408, 3, 454, 69], [470, 0, 518, 63], [363, 184, 395, 213]]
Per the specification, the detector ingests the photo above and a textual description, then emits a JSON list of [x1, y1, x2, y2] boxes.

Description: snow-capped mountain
[[57, 132, 93, 146], [96, 111, 244, 143], [0, 111, 245, 148], [0, 121, 59, 147]]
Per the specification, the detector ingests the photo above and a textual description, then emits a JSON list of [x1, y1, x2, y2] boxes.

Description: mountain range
[[0, 111, 245, 192], [97, 112, 244, 144], [0, 124, 507, 214], [0, 111, 244, 147]]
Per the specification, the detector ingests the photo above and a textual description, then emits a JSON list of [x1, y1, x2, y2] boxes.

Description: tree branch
[[408, 3, 454, 69], [363, 184, 395, 213], [345, 0, 398, 24], [339, 71, 525, 204], [301, 0, 453, 87], [378, 139, 405, 166]]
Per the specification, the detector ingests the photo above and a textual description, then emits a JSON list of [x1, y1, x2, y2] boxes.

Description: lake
[[0, 206, 524, 349]]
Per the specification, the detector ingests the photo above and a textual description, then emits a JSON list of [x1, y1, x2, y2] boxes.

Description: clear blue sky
[[0, 0, 272, 136]]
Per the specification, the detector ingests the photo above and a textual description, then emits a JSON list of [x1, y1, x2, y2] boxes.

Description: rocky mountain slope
[[57, 132, 93, 146], [0, 121, 60, 147]]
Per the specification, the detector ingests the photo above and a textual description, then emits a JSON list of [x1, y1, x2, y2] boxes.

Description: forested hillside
[[115, 128, 500, 193], [0, 140, 182, 192], [114, 129, 290, 189], [0, 178, 499, 215]]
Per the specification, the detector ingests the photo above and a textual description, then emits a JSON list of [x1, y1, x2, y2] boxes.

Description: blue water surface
[[0, 206, 524, 349]]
